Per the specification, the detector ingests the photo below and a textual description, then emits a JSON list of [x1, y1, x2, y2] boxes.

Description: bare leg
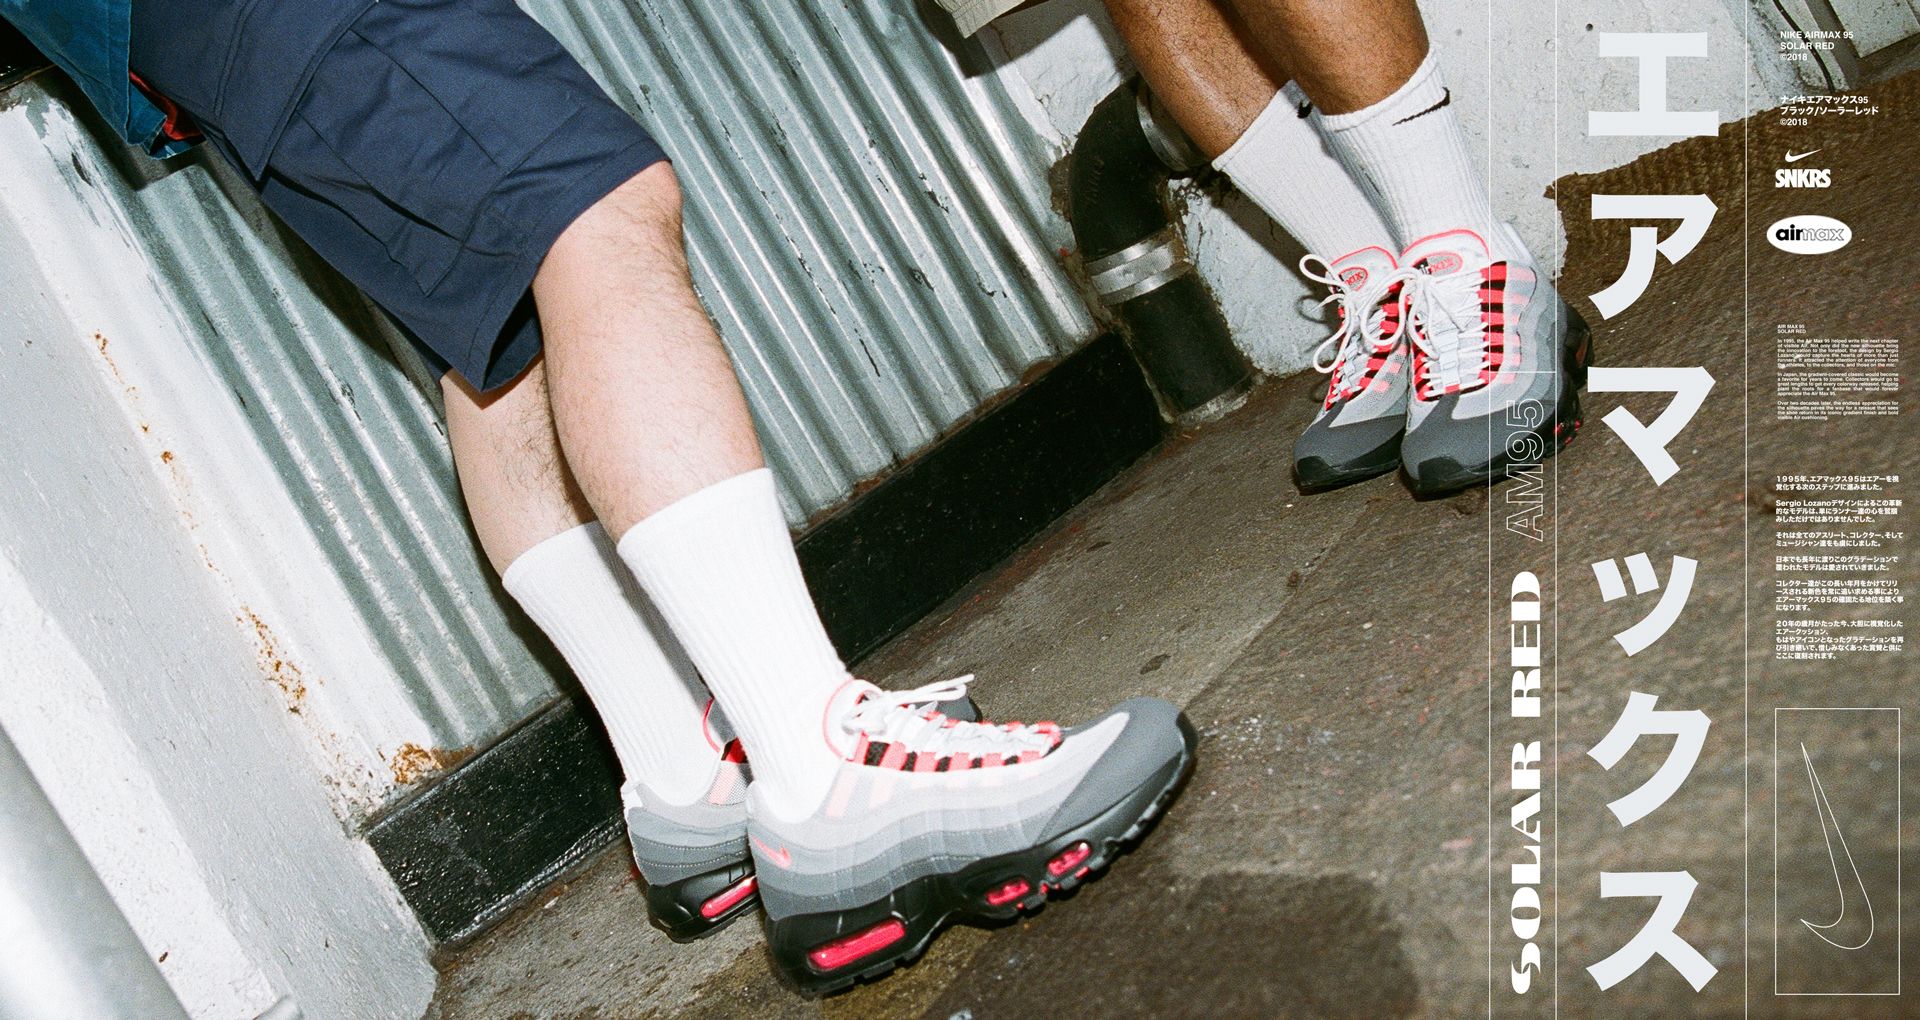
[[1206, 0, 1496, 250], [1105, 0, 1395, 264], [534, 162, 848, 812], [441, 354, 716, 805], [1221, 0, 1427, 113], [442, 357, 594, 572], [535, 163, 764, 539], [1103, 0, 1284, 159]]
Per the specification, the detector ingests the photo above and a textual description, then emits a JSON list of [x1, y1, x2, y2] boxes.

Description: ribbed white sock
[[616, 469, 847, 816], [1314, 55, 1501, 250], [1213, 81, 1395, 262], [503, 523, 716, 806]]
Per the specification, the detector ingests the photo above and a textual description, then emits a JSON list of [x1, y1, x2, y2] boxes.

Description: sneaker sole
[[764, 714, 1200, 995], [1294, 431, 1405, 493], [640, 697, 989, 943], [1404, 308, 1592, 497], [646, 860, 761, 943]]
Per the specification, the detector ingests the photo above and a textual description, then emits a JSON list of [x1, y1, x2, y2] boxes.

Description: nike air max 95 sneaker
[[752, 677, 1196, 994], [627, 694, 985, 941], [625, 702, 757, 941], [1395, 225, 1591, 495], [1292, 246, 1409, 490]]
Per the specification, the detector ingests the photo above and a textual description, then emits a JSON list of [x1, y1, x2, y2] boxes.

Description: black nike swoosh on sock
[[1391, 88, 1451, 126], [1296, 99, 1314, 118]]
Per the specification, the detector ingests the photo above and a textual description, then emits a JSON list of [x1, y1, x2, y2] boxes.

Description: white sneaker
[[1292, 245, 1411, 491], [750, 676, 1195, 993], [1395, 225, 1591, 495], [625, 692, 985, 941]]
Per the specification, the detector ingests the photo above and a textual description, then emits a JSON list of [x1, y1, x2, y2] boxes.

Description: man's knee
[[545, 161, 685, 275], [577, 162, 683, 247]]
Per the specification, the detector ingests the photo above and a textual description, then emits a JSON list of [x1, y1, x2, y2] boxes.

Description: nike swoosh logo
[[750, 835, 793, 869], [1785, 149, 1821, 163], [1392, 88, 1450, 126], [1798, 743, 1874, 951], [1296, 99, 1314, 119]]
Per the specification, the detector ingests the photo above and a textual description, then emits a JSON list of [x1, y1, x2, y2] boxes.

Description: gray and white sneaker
[[624, 702, 756, 941], [750, 677, 1195, 994], [1292, 246, 1410, 491], [625, 693, 986, 941], [1396, 225, 1591, 495]]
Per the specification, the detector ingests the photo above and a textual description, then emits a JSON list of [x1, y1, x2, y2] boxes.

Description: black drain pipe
[[1068, 78, 1253, 422]]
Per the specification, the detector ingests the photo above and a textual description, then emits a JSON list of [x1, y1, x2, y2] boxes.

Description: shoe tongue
[[1330, 246, 1396, 292], [1402, 229, 1493, 277]]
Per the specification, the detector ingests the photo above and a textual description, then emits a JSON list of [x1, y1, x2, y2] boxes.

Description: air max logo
[[1417, 252, 1463, 275], [1339, 267, 1370, 288], [1768, 216, 1852, 255]]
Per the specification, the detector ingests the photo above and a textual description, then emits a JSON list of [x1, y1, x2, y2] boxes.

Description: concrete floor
[[427, 72, 1920, 1019]]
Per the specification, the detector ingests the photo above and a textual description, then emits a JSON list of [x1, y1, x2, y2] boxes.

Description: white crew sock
[[617, 468, 847, 816], [1315, 55, 1502, 251], [1213, 81, 1396, 262], [503, 523, 717, 806]]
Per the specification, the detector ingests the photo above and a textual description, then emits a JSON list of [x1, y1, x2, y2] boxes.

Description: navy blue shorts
[[130, 0, 669, 391]]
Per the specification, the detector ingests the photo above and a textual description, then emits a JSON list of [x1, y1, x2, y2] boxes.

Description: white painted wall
[[0, 555, 273, 1019], [0, 97, 472, 820], [0, 101, 437, 1019], [974, 0, 1810, 377]]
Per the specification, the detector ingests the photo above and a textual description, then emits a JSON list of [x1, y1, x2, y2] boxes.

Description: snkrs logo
[[1767, 216, 1852, 255], [1774, 167, 1831, 188]]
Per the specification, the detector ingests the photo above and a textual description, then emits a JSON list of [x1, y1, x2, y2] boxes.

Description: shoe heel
[[644, 861, 759, 942], [766, 875, 945, 995]]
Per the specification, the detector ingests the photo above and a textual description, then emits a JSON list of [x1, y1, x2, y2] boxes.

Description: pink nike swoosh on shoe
[[751, 835, 794, 869]]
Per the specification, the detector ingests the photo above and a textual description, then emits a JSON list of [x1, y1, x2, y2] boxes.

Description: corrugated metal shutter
[[525, 0, 1093, 518], [17, 108, 566, 758]]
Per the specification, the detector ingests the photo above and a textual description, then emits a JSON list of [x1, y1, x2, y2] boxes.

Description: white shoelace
[[1300, 255, 1395, 387], [1394, 262, 1490, 392], [840, 676, 1057, 760]]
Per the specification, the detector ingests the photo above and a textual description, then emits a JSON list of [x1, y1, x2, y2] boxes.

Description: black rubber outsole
[[764, 716, 1200, 996], [1293, 435, 1404, 494], [1403, 310, 1592, 498], [638, 697, 988, 943], [645, 859, 760, 943]]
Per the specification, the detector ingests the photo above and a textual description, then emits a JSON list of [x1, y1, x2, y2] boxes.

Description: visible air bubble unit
[[806, 918, 907, 972], [1046, 842, 1092, 878], [984, 878, 1032, 907], [698, 875, 758, 919]]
